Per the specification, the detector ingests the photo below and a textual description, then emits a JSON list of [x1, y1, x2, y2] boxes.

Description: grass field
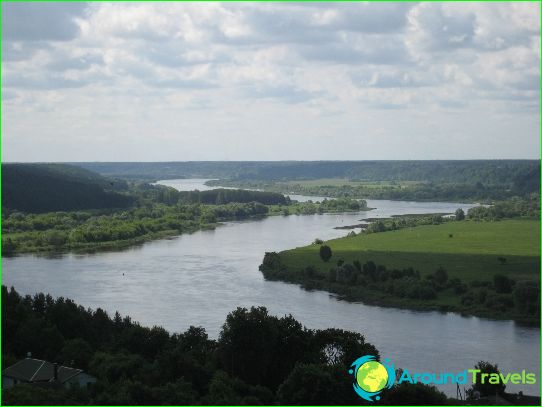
[[280, 219, 540, 283], [268, 219, 539, 322]]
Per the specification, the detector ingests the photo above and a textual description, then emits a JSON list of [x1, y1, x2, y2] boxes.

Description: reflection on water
[[3, 179, 539, 396]]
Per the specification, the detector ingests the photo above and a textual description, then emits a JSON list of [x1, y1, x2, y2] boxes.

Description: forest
[[2, 164, 133, 213], [75, 160, 539, 186], [3, 286, 522, 405]]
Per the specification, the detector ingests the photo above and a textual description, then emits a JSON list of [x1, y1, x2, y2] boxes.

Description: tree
[[313, 328, 379, 366], [514, 281, 539, 316], [319, 245, 332, 262], [467, 361, 506, 398], [353, 260, 362, 272], [455, 208, 465, 220], [2, 237, 17, 255], [217, 307, 314, 389], [493, 274, 514, 294], [277, 363, 355, 405], [434, 267, 448, 287], [59, 338, 94, 370]]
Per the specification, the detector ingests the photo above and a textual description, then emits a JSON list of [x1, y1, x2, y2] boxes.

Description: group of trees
[[467, 194, 540, 220], [178, 189, 289, 205], [217, 177, 539, 203], [3, 286, 456, 405], [260, 251, 540, 323], [2, 202, 271, 255]]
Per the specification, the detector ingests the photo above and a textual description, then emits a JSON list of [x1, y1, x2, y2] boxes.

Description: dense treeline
[[179, 189, 290, 205], [2, 196, 367, 255], [211, 179, 539, 203], [2, 164, 133, 214], [75, 160, 540, 186], [467, 194, 540, 219], [2, 166, 370, 255], [2, 286, 455, 405], [1, 203, 270, 255], [133, 185, 292, 206], [260, 252, 540, 325]]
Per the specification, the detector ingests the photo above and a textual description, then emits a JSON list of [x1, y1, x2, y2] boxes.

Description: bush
[[433, 267, 448, 287], [470, 280, 491, 288], [351, 260, 361, 273], [484, 293, 514, 312], [319, 245, 332, 262], [493, 274, 514, 294], [335, 264, 358, 285], [259, 252, 287, 279], [514, 281, 540, 316]]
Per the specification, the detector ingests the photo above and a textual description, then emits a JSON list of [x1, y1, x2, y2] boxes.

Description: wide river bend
[[3, 179, 539, 396]]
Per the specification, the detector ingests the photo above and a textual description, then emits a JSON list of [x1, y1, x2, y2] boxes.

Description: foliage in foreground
[[2, 286, 457, 405]]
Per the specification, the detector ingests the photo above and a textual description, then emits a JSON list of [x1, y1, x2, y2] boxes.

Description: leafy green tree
[[353, 260, 362, 272], [455, 208, 465, 220], [319, 245, 333, 262], [217, 307, 315, 389], [514, 281, 540, 316], [2, 237, 17, 255], [203, 371, 274, 405], [434, 267, 448, 287], [3, 384, 87, 405], [59, 338, 94, 370], [467, 361, 506, 398], [277, 363, 356, 405], [493, 274, 514, 294], [314, 328, 379, 366]]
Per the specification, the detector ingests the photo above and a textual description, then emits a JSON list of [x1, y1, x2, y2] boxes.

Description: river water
[[2, 179, 539, 396]]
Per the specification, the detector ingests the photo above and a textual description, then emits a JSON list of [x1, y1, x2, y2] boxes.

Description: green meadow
[[266, 219, 540, 322], [280, 219, 540, 282]]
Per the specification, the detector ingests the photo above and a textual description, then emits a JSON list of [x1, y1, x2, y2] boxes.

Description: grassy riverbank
[[260, 219, 540, 324]]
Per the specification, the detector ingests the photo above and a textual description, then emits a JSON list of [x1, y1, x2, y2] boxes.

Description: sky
[[2, 2, 540, 162]]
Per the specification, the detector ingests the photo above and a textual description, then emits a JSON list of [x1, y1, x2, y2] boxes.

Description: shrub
[[493, 274, 514, 294], [319, 245, 332, 262], [433, 267, 448, 287]]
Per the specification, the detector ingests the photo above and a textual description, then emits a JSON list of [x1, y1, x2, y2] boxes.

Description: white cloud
[[2, 2, 540, 161]]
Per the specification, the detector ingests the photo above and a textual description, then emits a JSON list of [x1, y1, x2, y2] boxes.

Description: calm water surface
[[3, 179, 539, 396]]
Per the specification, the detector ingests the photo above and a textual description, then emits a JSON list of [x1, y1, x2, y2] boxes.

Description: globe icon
[[356, 360, 388, 393]]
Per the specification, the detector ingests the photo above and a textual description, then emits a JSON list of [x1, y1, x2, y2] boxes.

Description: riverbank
[[2, 200, 371, 256], [259, 219, 540, 325]]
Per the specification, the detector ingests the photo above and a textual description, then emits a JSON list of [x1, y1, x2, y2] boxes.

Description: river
[[2, 179, 539, 397]]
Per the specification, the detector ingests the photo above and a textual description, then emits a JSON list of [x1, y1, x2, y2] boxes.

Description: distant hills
[[3, 160, 539, 214], [74, 160, 540, 188], [2, 164, 133, 213]]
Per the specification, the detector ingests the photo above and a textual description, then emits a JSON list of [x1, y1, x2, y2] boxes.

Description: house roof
[[2, 358, 83, 383]]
